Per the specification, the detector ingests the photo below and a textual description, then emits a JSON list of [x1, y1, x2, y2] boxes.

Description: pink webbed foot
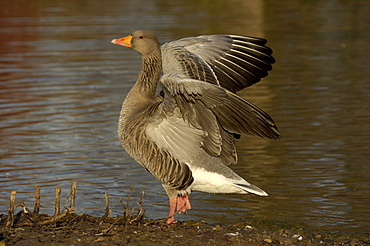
[[166, 194, 191, 224]]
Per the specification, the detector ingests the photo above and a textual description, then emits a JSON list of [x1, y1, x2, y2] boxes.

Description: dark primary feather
[[162, 34, 275, 93]]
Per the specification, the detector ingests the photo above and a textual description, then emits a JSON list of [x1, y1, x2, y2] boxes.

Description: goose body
[[111, 30, 280, 223]]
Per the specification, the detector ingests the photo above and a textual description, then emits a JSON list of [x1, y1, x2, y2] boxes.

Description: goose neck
[[137, 51, 162, 94]]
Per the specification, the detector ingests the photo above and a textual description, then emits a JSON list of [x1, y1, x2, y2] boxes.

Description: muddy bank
[[1, 211, 369, 246], [1, 184, 369, 245]]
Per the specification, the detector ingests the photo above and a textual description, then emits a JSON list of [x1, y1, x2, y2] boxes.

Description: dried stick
[[39, 211, 69, 225], [100, 216, 123, 235], [131, 186, 145, 223], [120, 186, 132, 218], [102, 192, 139, 235], [33, 186, 41, 213], [5, 190, 16, 228], [54, 186, 61, 216], [119, 185, 133, 233], [70, 181, 76, 210], [104, 193, 112, 217]]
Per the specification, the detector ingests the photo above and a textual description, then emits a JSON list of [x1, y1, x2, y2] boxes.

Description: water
[[1, 0, 369, 232]]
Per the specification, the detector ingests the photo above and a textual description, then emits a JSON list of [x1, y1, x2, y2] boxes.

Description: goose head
[[111, 30, 161, 56]]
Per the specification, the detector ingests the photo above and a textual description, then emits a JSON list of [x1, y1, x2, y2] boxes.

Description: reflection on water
[[1, 0, 369, 232]]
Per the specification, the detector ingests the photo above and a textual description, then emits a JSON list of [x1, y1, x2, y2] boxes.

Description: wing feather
[[158, 74, 280, 167], [162, 34, 275, 92]]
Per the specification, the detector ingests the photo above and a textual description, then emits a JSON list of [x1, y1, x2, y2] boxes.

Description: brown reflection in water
[[156, 0, 266, 37], [1, 2, 44, 161]]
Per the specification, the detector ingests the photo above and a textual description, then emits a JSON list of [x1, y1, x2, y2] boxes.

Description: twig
[[54, 186, 61, 216], [70, 181, 76, 210], [5, 190, 16, 228], [119, 187, 131, 217], [131, 186, 145, 223], [131, 202, 143, 223], [119, 185, 133, 232], [38, 210, 70, 225], [104, 193, 112, 217], [33, 186, 41, 213], [99, 217, 123, 235]]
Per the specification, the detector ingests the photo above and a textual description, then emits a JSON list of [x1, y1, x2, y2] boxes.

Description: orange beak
[[111, 35, 133, 47]]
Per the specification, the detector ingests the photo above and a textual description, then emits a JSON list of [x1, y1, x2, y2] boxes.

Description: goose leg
[[166, 194, 192, 224]]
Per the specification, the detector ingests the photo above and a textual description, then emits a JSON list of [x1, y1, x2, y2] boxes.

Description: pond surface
[[1, 0, 369, 232]]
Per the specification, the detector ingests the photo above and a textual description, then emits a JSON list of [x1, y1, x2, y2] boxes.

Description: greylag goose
[[111, 30, 280, 224]]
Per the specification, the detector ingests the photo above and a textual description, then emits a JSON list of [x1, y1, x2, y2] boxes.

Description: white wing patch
[[146, 113, 206, 164]]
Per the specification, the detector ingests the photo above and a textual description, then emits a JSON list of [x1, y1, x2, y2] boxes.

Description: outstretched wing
[[161, 34, 275, 92], [146, 74, 280, 170]]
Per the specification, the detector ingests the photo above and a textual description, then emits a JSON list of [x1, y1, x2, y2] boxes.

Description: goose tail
[[234, 183, 268, 196]]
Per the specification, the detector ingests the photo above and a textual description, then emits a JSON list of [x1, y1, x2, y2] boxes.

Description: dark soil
[[1, 211, 369, 246]]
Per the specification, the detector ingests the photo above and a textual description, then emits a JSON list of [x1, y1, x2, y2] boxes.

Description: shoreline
[[1, 212, 369, 245], [1, 184, 368, 245]]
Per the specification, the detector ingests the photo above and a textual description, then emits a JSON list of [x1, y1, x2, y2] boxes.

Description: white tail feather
[[234, 183, 268, 196]]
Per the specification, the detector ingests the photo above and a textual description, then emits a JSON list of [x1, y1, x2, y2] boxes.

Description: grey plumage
[[112, 30, 280, 222]]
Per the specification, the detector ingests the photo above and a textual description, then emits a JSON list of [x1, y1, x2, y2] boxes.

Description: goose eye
[[139, 36, 143, 39]]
